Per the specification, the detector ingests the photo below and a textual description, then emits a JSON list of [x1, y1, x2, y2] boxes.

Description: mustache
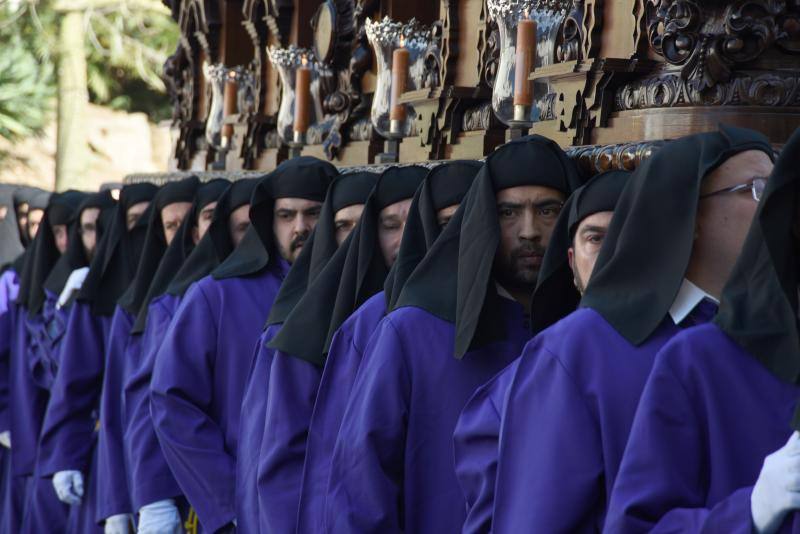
[[510, 242, 545, 259], [290, 234, 308, 251]]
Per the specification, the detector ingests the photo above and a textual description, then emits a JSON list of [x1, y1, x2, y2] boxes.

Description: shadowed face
[[193, 201, 218, 245], [378, 198, 412, 268], [568, 210, 614, 295], [80, 207, 100, 260], [228, 203, 251, 247], [125, 202, 149, 231], [27, 208, 44, 241], [493, 185, 565, 293], [161, 201, 193, 245], [52, 224, 68, 254], [436, 204, 459, 229], [334, 204, 364, 246], [16, 202, 29, 238], [273, 198, 323, 263]]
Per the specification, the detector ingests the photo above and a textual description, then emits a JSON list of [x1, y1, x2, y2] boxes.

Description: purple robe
[[123, 293, 182, 512], [150, 262, 288, 533], [28, 290, 68, 390], [452, 356, 520, 534], [492, 303, 716, 534], [37, 301, 112, 534], [297, 291, 386, 534], [605, 323, 800, 533], [325, 299, 529, 533], [95, 306, 135, 521], [235, 323, 279, 534], [0, 268, 18, 434]]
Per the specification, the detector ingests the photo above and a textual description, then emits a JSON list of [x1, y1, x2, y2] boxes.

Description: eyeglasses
[[700, 177, 766, 203]]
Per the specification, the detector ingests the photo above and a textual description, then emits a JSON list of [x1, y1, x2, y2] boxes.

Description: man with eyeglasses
[[492, 125, 775, 533]]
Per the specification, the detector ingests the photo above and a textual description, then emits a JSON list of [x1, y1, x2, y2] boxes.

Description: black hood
[[581, 125, 774, 345], [0, 185, 24, 266]]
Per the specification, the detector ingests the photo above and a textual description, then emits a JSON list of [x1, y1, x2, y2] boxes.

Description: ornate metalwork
[[566, 140, 667, 175], [462, 103, 495, 131], [347, 118, 374, 141]]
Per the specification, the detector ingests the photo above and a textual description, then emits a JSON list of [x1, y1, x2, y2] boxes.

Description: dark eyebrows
[[303, 206, 322, 216], [275, 208, 297, 217], [497, 202, 523, 211], [533, 198, 565, 209], [380, 214, 401, 224], [579, 224, 607, 236]]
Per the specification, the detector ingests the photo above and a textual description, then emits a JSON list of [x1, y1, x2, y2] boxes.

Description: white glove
[[751, 431, 800, 533], [104, 513, 133, 534], [0, 431, 10, 449], [52, 470, 84, 505], [137, 499, 182, 534]]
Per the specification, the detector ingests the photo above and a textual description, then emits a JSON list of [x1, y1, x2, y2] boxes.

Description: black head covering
[[530, 170, 631, 335], [166, 178, 256, 296], [17, 190, 87, 315], [131, 178, 229, 333], [78, 182, 159, 316], [712, 127, 800, 412], [396, 135, 583, 358], [12, 186, 44, 247], [269, 165, 427, 366], [43, 191, 117, 301], [384, 160, 482, 310], [118, 177, 200, 319], [581, 124, 774, 345], [212, 156, 337, 280], [265, 171, 378, 328], [0, 185, 24, 266]]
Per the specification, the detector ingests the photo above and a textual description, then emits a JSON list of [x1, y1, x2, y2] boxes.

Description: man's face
[[334, 204, 364, 246], [568, 211, 613, 295], [161, 201, 193, 246], [80, 207, 100, 260], [125, 201, 149, 230], [228, 204, 251, 247], [16, 202, 29, 237], [52, 224, 68, 254], [436, 204, 459, 229], [494, 185, 565, 292], [27, 208, 44, 241], [694, 149, 774, 288], [273, 198, 322, 263], [378, 198, 412, 268], [192, 201, 218, 245]]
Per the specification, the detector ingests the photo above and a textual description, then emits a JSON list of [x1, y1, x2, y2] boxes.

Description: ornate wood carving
[[566, 139, 666, 175]]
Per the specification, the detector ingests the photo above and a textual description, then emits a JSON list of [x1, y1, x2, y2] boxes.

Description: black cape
[[269, 165, 427, 366], [212, 156, 337, 280], [17, 190, 88, 316], [581, 124, 774, 345], [0, 185, 24, 266], [131, 178, 230, 333], [118, 176, 201, 319], [530, 169, 631, 335], [396, 135, 583, 358], [265, 171, 379, 328], [166, 178, 257, 297], [77, 182, 160, 316], [12, 186, 45, 247]]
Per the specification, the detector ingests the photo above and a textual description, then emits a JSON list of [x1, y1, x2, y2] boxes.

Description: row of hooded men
[[0, 124, 796, 534]]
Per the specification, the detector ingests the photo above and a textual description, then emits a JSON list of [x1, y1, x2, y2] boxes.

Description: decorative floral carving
[[347, 118, 374, 141]]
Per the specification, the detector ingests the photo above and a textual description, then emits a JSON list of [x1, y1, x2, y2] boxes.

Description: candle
[[294, 55, 311, 136], [390, 37, 409, 124], [513, 16, 537, 107], [222, 70, 238, 140]]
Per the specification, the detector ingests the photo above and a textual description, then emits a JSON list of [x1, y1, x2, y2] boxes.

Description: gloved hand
[[137, 499, 182, 534], [104, 513, 133, 534], [0, 431, 10, 449], [52, 470, 84, 505], [751, 431, 800, 533]]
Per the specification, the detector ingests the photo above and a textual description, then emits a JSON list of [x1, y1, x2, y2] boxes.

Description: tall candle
[[390, 37, 409, 123], [294, 55, 311, 135], [513, 17, 537, 107], [222, 70, 238, 140]]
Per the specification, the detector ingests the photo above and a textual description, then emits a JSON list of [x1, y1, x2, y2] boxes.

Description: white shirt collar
[[495, 282, 515, 302], [668, 278, 719, 325], [56, 267, 90, 310]]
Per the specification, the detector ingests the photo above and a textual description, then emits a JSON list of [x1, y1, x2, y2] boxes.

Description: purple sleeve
[[123, 302, 182, 511], [256, 351, 322, 534], [494, 342, 603, 533], [95, 310, 135, 520], [325, 318, 410, 533], [38, 302, 105, 476], [150, 284, 235, 533], [605, 355, 755, 534], [235, 326, 277, 534]]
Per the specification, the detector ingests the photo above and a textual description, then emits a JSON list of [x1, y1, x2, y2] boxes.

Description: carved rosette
[[365, 17, 433, 138], [266, 46, 333, 144]]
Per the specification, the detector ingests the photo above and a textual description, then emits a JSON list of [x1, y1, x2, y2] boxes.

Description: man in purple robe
[[94, 177, 200, 533], [234, 170, 378, 533], [248, 166, 428, 533], [603, 130, 800, 533], [36, 182, 158, 534], [324, 136, 582, 533], [492, 125, 776, 533], [295, 161, 481, 534], [453, 169, 631, 534], [122, 177, 232, 533], [150, 157, 336, 533]]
